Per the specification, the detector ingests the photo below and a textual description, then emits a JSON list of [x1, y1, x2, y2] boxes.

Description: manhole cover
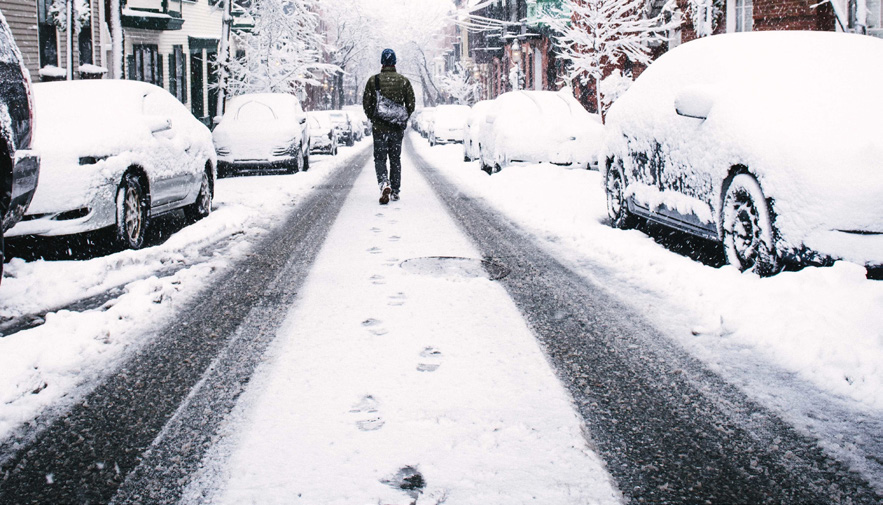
[[400, 256, 509, 280]]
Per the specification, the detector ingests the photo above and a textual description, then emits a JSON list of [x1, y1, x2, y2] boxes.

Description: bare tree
[[547, 0, 676, 114], [224, 0, 338, 96]]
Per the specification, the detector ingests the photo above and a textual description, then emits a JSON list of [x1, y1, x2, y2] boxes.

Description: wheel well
[[123, 166, 151, 207], [719, 165, 779, 240]]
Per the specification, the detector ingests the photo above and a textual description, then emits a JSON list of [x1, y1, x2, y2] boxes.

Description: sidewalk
[[182, 149, 622, 504]]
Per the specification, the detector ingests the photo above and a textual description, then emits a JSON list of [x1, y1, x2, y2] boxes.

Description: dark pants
[[373, 128, 404, 194]]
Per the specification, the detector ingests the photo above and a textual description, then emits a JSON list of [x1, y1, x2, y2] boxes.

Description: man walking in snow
[[363, 48, 415, 204]]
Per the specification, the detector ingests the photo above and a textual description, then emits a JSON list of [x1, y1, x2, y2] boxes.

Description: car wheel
[[464, 153, 470, 162], [115, 173, 149, 249], [346, 136, 354, 147], [1, 226, 5, 286], [287, 147, 304, 174], [605, 161, 636, 229], [722, 173, 782, 276], [184, 169, 212, 223]]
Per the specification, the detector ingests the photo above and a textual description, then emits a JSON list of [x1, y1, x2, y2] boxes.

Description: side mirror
[[674, 86, 714, 120], [147, 116, 173, 134]]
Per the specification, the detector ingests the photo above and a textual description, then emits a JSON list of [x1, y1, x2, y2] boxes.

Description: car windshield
[[236, 101, 277, 122]]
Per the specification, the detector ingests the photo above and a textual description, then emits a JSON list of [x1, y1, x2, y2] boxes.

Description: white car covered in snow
[[429, 104, 471, 146], [212, 93, 310, 176], [478, 89, 603, 174], [6, 80, 215, 249], [307, 112, 339, 156], [602, 31, 883, 275], [463, 99, 494, 162]]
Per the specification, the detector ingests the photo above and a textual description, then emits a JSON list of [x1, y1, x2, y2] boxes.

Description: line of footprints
[[350, 211, 443, 432]]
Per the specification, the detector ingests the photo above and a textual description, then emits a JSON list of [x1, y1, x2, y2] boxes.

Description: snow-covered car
[[429, 104, 470, 146], [213, 93, 310, 176], [6, 80, 215, 249], [342, 105, 371, 136], [478, 89, 603, 174], [307, 112, 339, 155], [328, 110, 355, 146], [0, 8, 39, 282], [602, 31, 883, 275], [413, 107, 436, 137], [463, 99, 494, 162]]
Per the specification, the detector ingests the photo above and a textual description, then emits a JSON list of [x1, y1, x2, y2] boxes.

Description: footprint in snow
[[389, 235, 401, 242], [383, 257, 399, 267], [370, 274, 386, 285], [367, 247, 382, 255], [375, 213, 384, 218], [370, 227, 382, 234], [362, 318, 389, 336], [350, 395, 384, 431], [388, 292, 407, 306], [417, 347, 442, 372]]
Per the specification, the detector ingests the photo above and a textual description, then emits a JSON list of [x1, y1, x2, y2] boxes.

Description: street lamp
[[511, 39, 522, 64]]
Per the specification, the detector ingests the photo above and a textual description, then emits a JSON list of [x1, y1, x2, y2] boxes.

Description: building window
[[133, 44, 162, 87], [169, 45, 188, 103], [735, 0, 753, 32], [37, 0, 58, 67], [78, 28, 93, 65]]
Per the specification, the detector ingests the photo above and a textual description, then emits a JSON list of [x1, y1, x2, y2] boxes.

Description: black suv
[[0, 10, 40, 283]]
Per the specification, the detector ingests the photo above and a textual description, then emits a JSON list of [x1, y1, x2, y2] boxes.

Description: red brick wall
[[752, 0, 836, 32]]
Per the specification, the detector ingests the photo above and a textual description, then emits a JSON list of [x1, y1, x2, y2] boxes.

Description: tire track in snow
[[0, 147, 372, 505], [407, 139, 881, 504]]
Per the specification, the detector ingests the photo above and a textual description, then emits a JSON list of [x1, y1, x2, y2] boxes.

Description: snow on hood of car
[[604, 31, 883, 252]]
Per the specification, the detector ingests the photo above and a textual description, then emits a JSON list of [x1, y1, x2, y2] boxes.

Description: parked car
[[413, 107, 436, 137], [6, 80, 215, 250], [429, 104, 471, 146], [307, 112, 339, 155], [345, 110, 364, 142], [0, 9, 39, 282], [478, 89, 603, 174], [463, 100, 494, 162], [342, 105, 371, 136], [601, 31, 883, 275], [213, 93, 310, 176], [328, 110, 355, 146]]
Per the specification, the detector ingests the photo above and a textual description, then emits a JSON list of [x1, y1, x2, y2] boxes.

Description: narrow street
[[0, 138, 880, 504]]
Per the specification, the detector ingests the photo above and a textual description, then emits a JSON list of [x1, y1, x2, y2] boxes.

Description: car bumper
[[2, 150, 40, 232], [218, 157, 297, 175], [6, 180, 117, 238]]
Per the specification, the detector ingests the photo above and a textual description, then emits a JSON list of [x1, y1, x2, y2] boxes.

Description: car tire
[[115, 173, 149, 250], [184, 169, 212, 223], [1, 226, 5, 286], [464, 153, 470, 162], [722, 173, 782, 276], [346, 136, 354, 147], [287, 148, 304, 174], [605, 161, 637, 229]]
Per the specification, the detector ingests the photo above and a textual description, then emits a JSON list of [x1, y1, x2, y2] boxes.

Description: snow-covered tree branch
[[546, 0, 677, 114], [223, 0, 339, 97], [439, 62, 480, 105]]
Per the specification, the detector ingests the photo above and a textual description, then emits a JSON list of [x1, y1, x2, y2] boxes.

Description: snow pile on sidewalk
[[0, 146, 365, 441], [410, 133, 883, 413]]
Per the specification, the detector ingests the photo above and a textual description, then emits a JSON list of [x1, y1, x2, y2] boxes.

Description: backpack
[[374, 74, 409, 128]]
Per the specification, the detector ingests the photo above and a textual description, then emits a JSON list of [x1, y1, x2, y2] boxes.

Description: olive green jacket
[[362, 66, 416, 132]]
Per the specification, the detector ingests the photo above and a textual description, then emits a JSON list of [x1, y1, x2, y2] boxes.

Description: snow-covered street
[[2, 134, 881, 503], [178, 146, 620, 504]]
